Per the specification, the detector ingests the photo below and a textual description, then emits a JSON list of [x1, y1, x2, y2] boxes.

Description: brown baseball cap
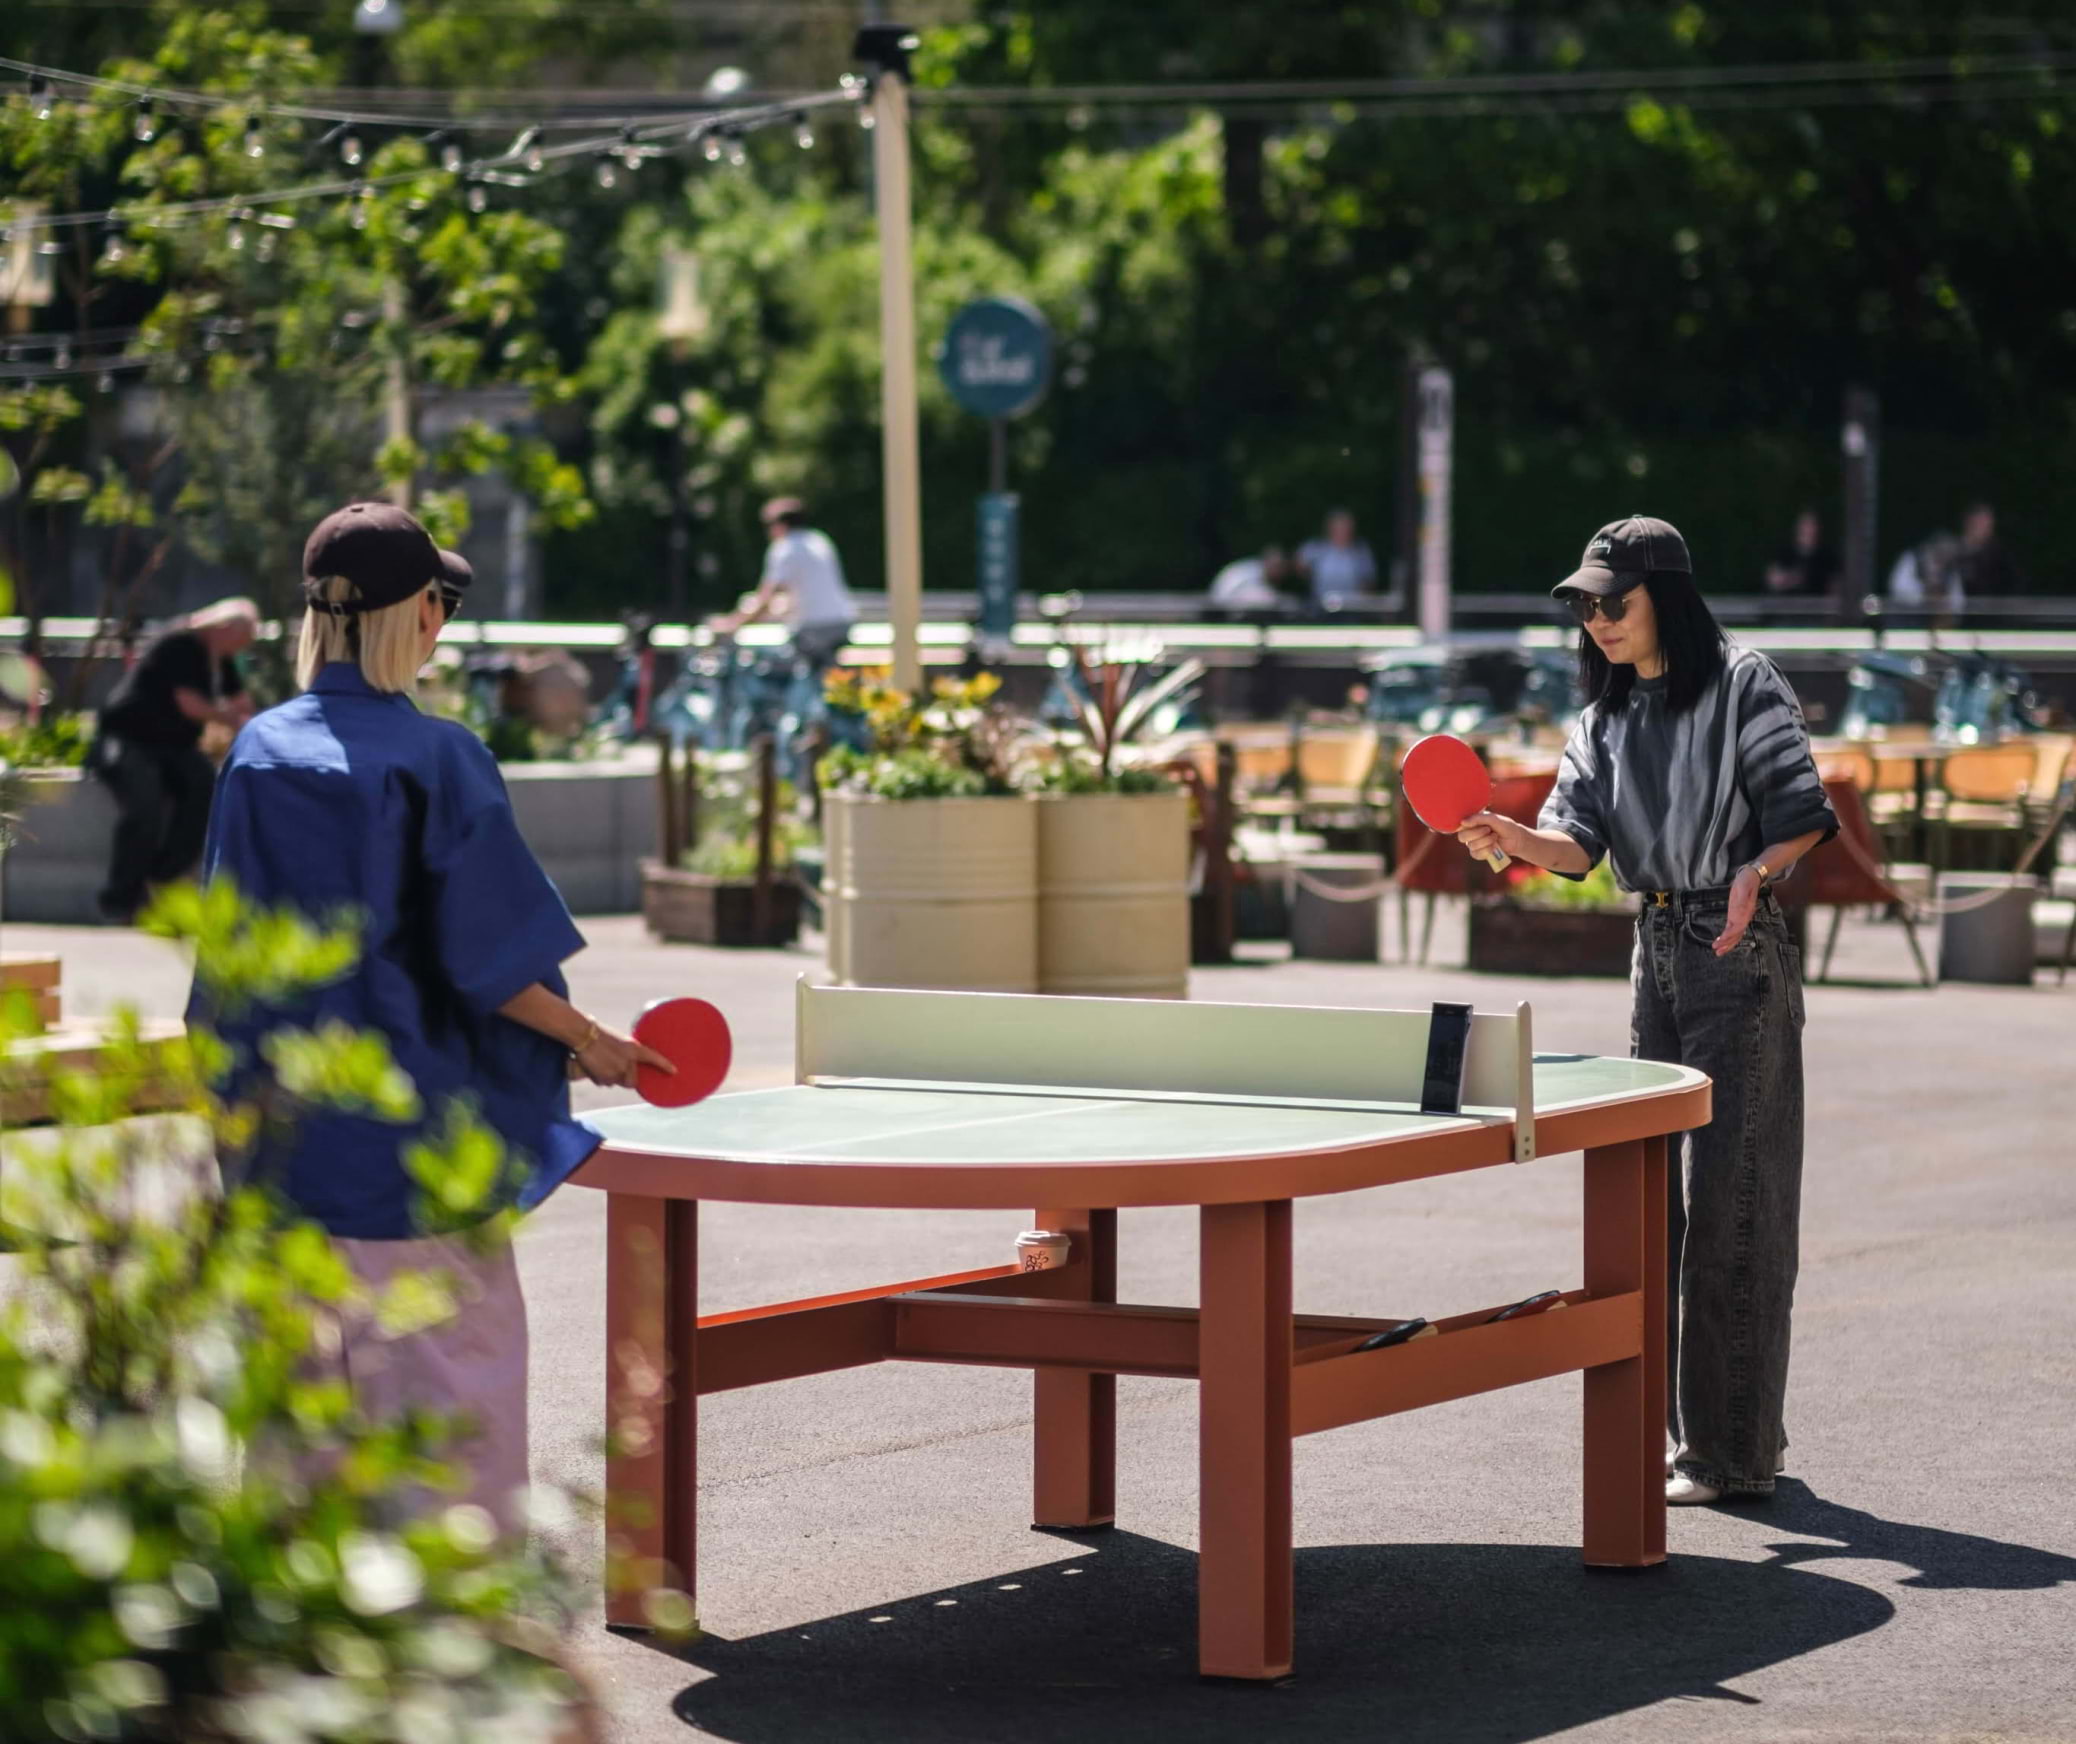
[[302, 502, 444, 614], [1553, 514, 1693, 598]]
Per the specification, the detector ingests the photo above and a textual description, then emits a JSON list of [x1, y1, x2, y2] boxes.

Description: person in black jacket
[[92, 598, 258, 922]]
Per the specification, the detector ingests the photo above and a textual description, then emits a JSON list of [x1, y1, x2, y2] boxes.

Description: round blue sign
[[937, 297, 1053, 420]]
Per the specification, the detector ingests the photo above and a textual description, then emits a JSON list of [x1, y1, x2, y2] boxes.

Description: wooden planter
[[1467, 900, 1638, 978], [639, 860, 801, 948], [1036, 790, 1192, 998], [824, 790, 1038, 992]]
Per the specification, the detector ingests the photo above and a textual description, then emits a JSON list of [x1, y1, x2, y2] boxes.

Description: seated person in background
[[1208, 545, 1290, 614], [1295, 509, 1377, 611], [1887, 531, 1964, 617], [1763, 509, 1840, 600], [1956, 501, 2022, 596]]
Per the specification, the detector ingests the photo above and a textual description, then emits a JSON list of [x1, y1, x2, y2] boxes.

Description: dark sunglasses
[[1562, 587, 1638, 626], [438, 586, 465, 622]]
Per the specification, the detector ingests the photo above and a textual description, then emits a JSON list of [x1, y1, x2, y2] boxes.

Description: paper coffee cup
[[1016, 1229, 1073, 1272]]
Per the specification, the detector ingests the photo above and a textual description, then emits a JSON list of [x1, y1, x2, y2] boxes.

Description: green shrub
[[1509, 860, 1632, 911], [0, 882, 675, 1741], [0, 714, 92, 770]]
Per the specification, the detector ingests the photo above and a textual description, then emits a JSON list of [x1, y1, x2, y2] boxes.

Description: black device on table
[[1420, 1001, 1474, 1116]]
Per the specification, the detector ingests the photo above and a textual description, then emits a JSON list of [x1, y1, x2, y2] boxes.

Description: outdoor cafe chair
[[1803, 777, 1935, 986], [1931, 742, 2038, 871]]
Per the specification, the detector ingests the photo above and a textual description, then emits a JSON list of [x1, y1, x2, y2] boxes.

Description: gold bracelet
[[572, 1016, 601, 1057]]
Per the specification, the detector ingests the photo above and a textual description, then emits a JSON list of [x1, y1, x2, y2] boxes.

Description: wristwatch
[[1742, 861, 1772, 887]]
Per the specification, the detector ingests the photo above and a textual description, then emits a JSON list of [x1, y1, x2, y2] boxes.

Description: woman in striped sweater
[[1457, 516, 1837, 1508]]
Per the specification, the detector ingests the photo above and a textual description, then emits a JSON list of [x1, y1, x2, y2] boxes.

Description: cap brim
[[437, 549, 474, 591], [1553, 563, 1621, 598]]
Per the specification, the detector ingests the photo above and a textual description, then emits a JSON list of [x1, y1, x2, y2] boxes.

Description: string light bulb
[[725, 129, 747, 168], [99, 228, 126, 266], [793, 113, 815, 150], [228, 214, 247, 250], [594, 154, 617, 189], [132, 98, 156, 142], [700, 130, 723, 163], [243, 113, 264, 158], [340, 131, 364, 166], [351, 187, 372, 229], [29, 74, 54, 120], [467, 182, 488, 213], [441, 139, 465, 174], [97, 371, 116, 394], [859, 103, 877, 131]]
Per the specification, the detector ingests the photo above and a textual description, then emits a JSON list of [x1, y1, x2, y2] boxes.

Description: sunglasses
[[1562, 587, 1639, 626], [438, 586, 465, 622]]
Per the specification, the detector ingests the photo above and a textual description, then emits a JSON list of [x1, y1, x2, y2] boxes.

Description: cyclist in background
[[711, 497, 857, 678]]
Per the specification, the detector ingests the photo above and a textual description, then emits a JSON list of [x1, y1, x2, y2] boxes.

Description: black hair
[[1575, 569, 1728, 716]]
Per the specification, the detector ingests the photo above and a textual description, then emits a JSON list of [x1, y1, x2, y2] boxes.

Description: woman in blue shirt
[[193, 501, 669, 1522]]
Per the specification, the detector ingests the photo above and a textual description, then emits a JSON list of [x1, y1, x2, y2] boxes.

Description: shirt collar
[[308, 662, 415, 705]]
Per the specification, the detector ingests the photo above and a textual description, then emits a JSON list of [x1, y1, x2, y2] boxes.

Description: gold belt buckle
[[1651, 890, 1670, 908]]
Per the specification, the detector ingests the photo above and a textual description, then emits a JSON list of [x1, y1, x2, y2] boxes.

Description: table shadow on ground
[[655, 1485, 2075, 1744]]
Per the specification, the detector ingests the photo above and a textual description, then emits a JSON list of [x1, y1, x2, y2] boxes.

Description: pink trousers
[[313, 1232, 532, 1528]]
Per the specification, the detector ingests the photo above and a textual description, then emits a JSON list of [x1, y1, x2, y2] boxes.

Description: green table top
[[584, 1052, 1699, 1171]]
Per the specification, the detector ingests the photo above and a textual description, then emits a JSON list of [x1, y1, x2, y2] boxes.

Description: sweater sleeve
[[1733, 654, 1838, 849], [1537, 713, 1609, 879]]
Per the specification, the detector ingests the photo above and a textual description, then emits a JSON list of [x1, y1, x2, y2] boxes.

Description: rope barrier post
[[654, 732, 681, 867], [752, 733, 777, 944], [1193, 742, 1238, 966]]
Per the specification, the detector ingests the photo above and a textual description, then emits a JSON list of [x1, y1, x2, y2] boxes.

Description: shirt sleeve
[[421, 733, 586, 1014], [1735, 655, 1838, 849], [1537, 716, 1609, 878]]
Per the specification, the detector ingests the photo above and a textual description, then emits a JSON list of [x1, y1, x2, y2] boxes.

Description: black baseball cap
[[301, 502, 444, 615], [1553, 514, 1693, 598]]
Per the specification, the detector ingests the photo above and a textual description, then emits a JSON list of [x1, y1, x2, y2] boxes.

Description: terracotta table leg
[[1197, 1198, 1294, 1680], [1032, 1206, 1116, 1528], [1582, 1137, 1668, 1567], [604, 1194, 700, 1626]]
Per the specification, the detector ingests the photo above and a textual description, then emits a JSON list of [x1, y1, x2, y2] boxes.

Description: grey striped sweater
[[1539, 645, 1838, 893]]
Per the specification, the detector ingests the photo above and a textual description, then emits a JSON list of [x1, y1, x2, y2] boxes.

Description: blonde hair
[[296, 577, 438, 694], [186, 596, 261, 634]]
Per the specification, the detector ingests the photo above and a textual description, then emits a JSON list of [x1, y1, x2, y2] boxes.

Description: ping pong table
[[575, 982, 1709, 1682]]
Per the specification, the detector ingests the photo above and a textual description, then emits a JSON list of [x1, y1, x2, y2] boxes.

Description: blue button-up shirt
[[190, 663, 600, 1239]]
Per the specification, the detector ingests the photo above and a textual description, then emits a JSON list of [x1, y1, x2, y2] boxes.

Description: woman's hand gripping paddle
[[631, 997, 733, 1108], [1401, 734, 1510, 871]]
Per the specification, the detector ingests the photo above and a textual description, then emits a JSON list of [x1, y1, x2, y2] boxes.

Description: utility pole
[[856, 24, 923, 693]]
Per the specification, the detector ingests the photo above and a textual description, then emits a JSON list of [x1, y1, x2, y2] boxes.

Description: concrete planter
[[2, 771, 114, 925], [639, 860, 801, 948], [1036, 790, 1191, 998], [824, 791, 1037, 992], [0, 756, 658, 922], [498, 754, 657, 916], [1468, 900, 1639, 978]]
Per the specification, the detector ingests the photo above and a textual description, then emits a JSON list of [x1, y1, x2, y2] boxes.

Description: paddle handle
[[1478, 846, 1510, 872]]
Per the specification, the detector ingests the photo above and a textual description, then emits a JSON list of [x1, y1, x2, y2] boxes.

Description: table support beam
[[1198, 1198, 1293, 1681], [1031, 1207, 1116, 1529], [1582, 1136, 1669, 1568], [604, 1195, 699, 1628]]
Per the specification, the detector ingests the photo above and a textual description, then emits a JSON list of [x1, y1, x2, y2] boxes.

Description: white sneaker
[[1666, 1473, 1723, 1506]]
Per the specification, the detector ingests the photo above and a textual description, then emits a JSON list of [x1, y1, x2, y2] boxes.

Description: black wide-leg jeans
[[1632, 887, 1806, 1496]]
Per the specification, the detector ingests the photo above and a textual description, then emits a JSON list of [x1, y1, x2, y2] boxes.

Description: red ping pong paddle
[[631, 997, 732, 1108], [1401, 733, 1509, 870]]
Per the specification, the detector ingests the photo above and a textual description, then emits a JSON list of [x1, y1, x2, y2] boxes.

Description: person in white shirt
[[712, 497, 857, 673], [1208, 545, 1290, 614], [1295, 509, 1378, 610]]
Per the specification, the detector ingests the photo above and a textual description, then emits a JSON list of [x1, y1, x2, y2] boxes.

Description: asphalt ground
[[9, 902, 2074, 1744]]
